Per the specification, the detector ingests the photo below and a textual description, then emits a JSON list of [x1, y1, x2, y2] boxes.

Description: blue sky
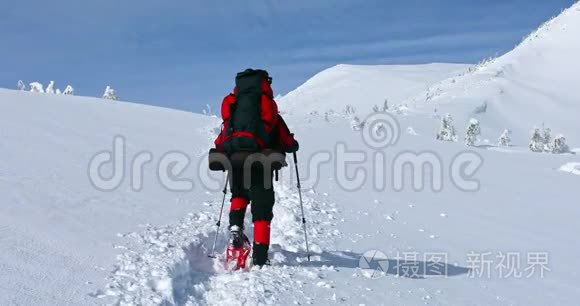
[[0, 0, 575, 112]]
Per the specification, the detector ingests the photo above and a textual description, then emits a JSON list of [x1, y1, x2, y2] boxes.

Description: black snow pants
[[228, 164, 275, 229]]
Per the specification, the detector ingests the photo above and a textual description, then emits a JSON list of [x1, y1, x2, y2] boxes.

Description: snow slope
[[4, 81, 580, 305], [281, 110, 580, 305], [0, 90, 347, 305], [0, 89, 218, 304], [1, 3, 580, 305], [279, 63, 469, 116], [404, 2, 580, 144], [280, 3, 580, 146], [3, 82, 580, 305]]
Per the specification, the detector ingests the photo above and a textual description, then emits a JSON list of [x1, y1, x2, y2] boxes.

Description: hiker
[[212, 69, 299, 266]]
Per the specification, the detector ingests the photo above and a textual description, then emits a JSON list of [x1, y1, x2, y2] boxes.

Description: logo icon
[[359, 250, 389, 279]]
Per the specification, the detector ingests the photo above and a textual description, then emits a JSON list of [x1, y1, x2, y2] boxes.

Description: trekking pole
[[209, 173, 229, 258], [293, 152, 311, 261]]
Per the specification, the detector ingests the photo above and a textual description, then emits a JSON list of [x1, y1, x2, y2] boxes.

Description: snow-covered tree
[[17, 80, 26, 91], [45, 81, 55, 94], [62, 85, 74, 95], [542, 126, 552, 151], [552, 135, 570, 154], [542, 127, 551, 143], [29, 82, 44, 93], [498, 129, 512, 146], [436, 113, 457, 142], [382, 99, 389, 112], [529, 127, 545, 152], [102, 86, 118, 100], [464, 118, 481, 146]]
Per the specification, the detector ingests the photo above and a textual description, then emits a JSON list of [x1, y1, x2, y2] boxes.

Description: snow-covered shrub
[[344, 104, 356, 116], [498, 129, 512, 146], [202, 104, 214, 116], [407, 127, 418, 136], [350, 116, 364, 131], [103, 86, 118, 100], [469, 56, 497, 73], [45, 81, 55, 94], [29, 82, 44, 93], [372, 99, 390, 113], [464, 118, 481, 146], [63, 85, 74, 95], [324, 112, 330, 122], [393, 104, 408, 115], [425, 87, 442, 102], [552, 135, 570, 154], [529, 128, 545, 152], [432, 107, 440, 119], [374, 123, 385, 135], [436, 114, 457, 142], [17, 80, 26, 91], [473, 101, 487, 114]]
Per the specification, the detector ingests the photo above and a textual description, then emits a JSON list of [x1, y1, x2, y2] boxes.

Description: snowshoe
[[225, 226, 251, 271]]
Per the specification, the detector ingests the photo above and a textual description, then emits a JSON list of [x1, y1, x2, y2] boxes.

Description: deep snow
[[1, 2, 580, 305]]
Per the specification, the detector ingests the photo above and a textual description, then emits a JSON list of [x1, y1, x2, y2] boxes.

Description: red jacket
[[214, 79, 298, 153]]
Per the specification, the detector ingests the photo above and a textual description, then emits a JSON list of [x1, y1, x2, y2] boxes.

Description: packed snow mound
[[559, 162, 580, 176], [410, 2, 580, 143], [279, 63, 469, 115]]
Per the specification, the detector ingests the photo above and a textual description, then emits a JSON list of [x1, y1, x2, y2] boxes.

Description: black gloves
[[286, 139, 299, 153]]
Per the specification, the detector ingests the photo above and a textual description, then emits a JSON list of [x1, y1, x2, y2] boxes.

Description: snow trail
[[98, 175, 342, 305]]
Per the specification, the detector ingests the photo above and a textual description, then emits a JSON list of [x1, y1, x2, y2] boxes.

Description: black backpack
[[223, 69, 275, 154]]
